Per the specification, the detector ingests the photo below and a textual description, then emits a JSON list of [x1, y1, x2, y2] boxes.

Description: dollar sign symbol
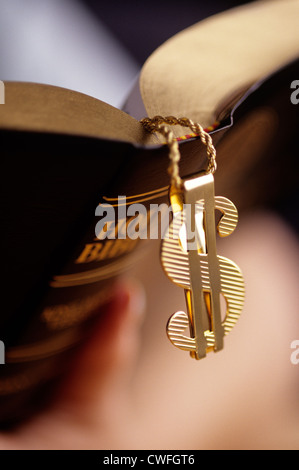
[[161, 173, 245, 360]]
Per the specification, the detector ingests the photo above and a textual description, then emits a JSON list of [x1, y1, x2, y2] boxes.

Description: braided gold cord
[[141, 115, 217, 189]]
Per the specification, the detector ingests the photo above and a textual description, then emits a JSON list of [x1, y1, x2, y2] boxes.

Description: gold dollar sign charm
[[140, 115, 245, 360], [161, 173, 245, 359]]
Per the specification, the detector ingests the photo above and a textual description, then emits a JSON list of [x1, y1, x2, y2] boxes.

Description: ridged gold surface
[[162, 188, 245, 357]]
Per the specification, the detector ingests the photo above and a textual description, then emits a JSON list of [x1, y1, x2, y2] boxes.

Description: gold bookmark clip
[[141, 115, 245, 360], [161, 173, 245, 360]]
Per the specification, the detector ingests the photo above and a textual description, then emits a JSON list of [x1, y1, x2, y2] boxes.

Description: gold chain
[[140, 115, 217, 189]]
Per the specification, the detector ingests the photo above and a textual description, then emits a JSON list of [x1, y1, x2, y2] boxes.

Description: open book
[[0, 0, 298, 426]]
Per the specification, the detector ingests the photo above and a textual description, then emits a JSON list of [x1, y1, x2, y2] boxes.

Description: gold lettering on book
[[0, 373, 37, 395], [75, 238, 139, 264], [102, 186, 168, 205], [42, 289, 114, 330], [52, 192, 168, 288], [6, 329, 81, 362], [51, 248, 144, 288]]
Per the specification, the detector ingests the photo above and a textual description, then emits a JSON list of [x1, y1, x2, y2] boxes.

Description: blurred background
[[0, 0, 251, 108]]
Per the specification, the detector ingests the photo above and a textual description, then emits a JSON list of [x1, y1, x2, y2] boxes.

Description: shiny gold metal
[[141, 115, 244, 360], [161, 173, 245, 359], [140, 115, 217, 188]]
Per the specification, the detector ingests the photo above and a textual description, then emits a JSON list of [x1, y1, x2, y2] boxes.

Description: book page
[[138, 0, 299, 136]]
